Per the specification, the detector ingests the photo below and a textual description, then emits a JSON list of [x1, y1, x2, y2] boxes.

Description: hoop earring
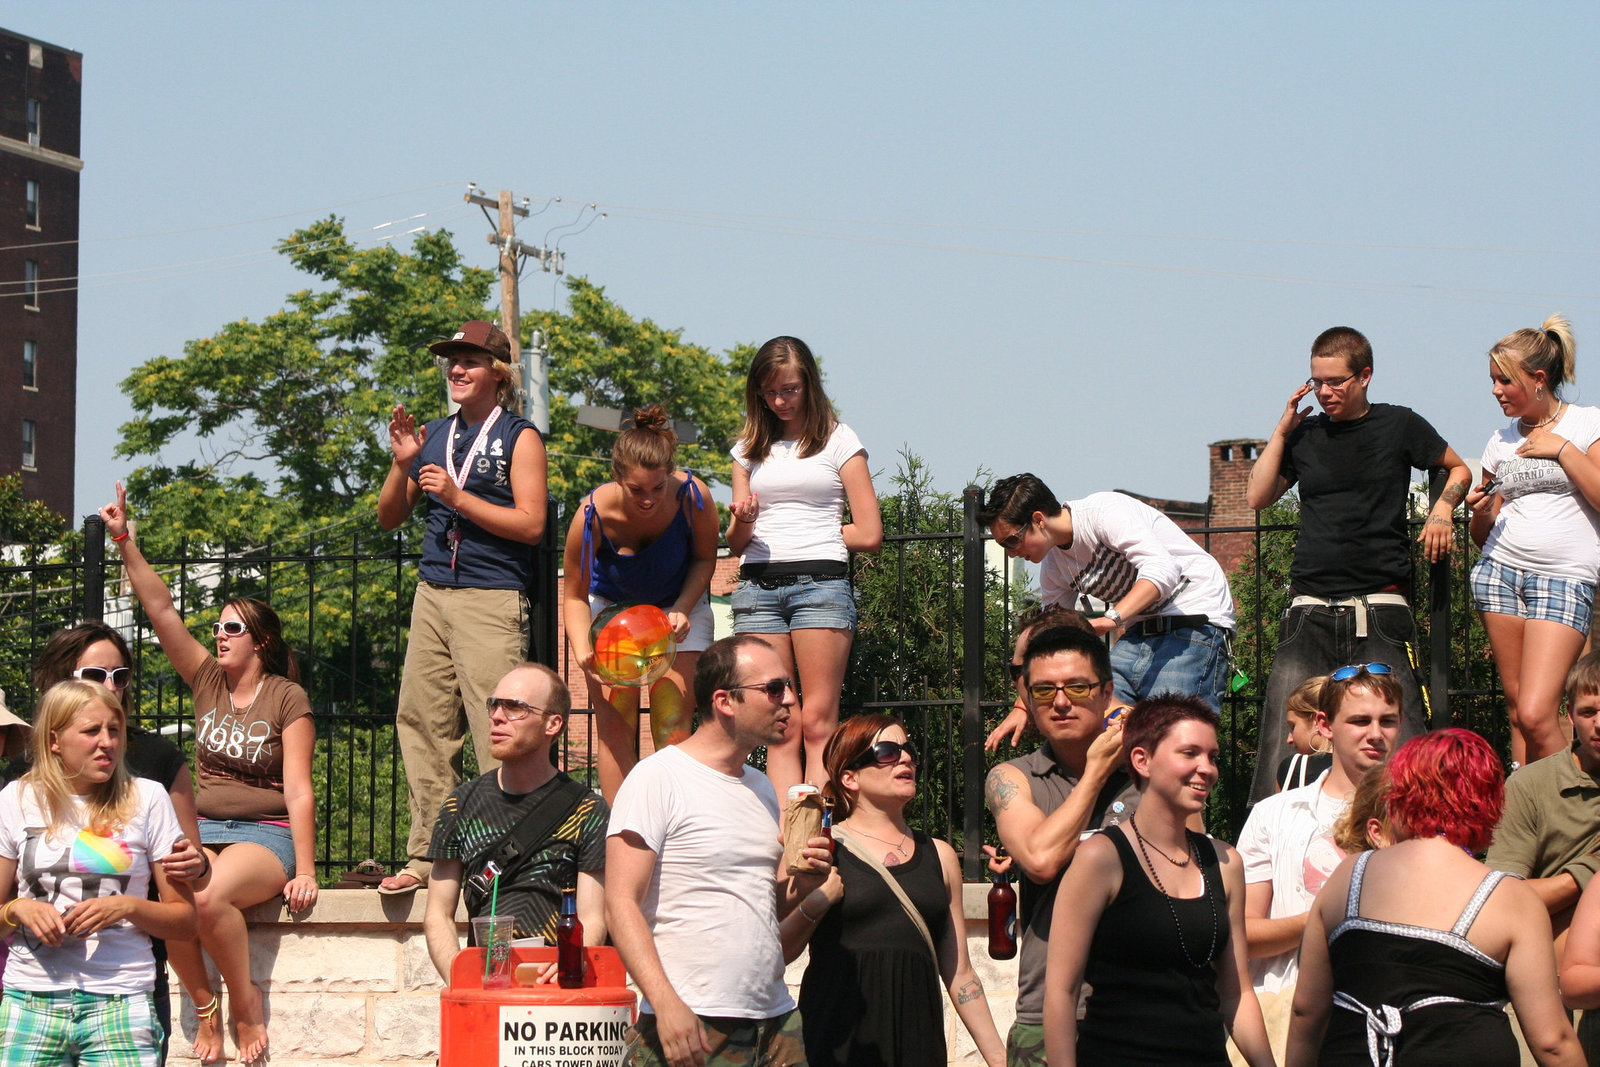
[[1536, 386, 1545, 400], [1309, 733, 1331, 755]]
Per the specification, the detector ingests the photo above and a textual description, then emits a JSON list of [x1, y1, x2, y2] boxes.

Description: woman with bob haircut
[[0, 680, 196, 1066], [1287, 729, 1583, 1067], [562, 404, 718, 802], [1043, 695, 1272, 1066], [100, 483, 317, 1065], [26, 620, 209, 1063], [728, 336, 882, 801], [1466, 315, 1600, 767], [782, 713, 1004, 1066]]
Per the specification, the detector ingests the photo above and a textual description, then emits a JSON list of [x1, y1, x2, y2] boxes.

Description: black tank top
[[1077, 827, 1230, 1066]]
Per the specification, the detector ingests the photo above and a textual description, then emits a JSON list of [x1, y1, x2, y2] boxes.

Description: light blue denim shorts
[[731, 575, 858, 633], [198, 817, 296, 880]]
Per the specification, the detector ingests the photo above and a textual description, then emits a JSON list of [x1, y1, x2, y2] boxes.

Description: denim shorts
[[198, 817, 296, 880], [1471, 556, 1594, 634], [731, 575, 858, 633]]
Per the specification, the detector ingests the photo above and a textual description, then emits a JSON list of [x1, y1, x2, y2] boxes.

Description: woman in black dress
[[783, 713, 1004, 1067], [1043, 695, 1272, 1067], [1289, 728, 1582, 1066]]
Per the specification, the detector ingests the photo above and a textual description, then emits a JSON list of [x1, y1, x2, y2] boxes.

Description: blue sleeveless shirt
[[585, 478, 705, 609], [411, 410, 539, 590]]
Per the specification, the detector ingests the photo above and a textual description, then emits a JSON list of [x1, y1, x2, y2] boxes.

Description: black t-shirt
[[428, 770, 608, 944], [1280, 403, 1447, 595]]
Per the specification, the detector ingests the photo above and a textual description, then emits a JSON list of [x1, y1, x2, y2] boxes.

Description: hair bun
[[631, 404, 669, 432]]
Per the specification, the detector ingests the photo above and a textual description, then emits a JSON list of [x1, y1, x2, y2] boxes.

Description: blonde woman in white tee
[[728, 337, 882, 799], [1468, 314, 1600, 766]]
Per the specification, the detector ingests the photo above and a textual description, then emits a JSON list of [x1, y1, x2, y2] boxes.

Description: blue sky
[[15, 2, 1599, 521]]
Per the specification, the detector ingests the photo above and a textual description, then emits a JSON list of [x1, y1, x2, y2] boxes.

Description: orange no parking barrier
[[441, 946, 636, 1067]]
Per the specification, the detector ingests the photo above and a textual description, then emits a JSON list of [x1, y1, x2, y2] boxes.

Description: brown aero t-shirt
[[191, 656, 312, 820]]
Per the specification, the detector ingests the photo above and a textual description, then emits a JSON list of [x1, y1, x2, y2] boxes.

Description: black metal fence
[[0, 488, 1498, 882]]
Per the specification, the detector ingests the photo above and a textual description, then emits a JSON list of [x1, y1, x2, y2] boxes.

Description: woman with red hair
[[1287, 729, 1582, 1066]]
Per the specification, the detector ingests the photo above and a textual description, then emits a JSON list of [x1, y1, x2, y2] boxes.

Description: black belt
[[739, 560, 847, 589], [1129, 614, 1211, 637]]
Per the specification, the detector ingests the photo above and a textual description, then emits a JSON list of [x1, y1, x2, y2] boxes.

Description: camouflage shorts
[[1006, 1021, 1047, 1067], [624, 1009, 807, 1067]]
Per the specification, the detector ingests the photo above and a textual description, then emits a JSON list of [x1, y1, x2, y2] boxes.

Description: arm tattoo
[[955, 979, 984, 1004], [986, 767, 1019, 813], [1440, 482, 1467, 507]]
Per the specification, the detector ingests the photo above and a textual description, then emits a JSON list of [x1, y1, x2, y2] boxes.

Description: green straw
[[484, 872, 500, 982]]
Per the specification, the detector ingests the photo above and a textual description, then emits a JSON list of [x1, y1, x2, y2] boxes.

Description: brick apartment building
[[0, 29, 80, 520]]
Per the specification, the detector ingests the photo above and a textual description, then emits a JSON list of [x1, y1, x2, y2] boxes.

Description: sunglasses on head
[[212, 620, 249, 638], [1006, 662, 1025, 683], [849, 739, 919, 770], [728, 677, 796, 701], [73, 666, 131, 689], [1329, 662, 1393, 683]]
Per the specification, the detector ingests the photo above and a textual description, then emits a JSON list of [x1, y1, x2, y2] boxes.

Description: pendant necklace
[[847, 822, 910, 866]]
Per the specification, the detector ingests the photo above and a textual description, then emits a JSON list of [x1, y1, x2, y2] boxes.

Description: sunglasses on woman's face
[[849, 739, 919, 770], [73, 666, 131, 689], [212, 620, 250, 638], [1329, 662, 1393, 682]]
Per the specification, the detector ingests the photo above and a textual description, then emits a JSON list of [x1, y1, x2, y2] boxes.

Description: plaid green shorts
[[1007, 1021, 1047, 1067], [624, 1009, 807, 1066], [0, 989, 162, 1067]]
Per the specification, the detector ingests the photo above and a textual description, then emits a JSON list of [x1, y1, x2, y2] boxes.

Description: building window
[[23, 261, 39, 309], [26, 99, 40, 146], [25, 180, 40, 228], [23, 341, 37, 389], [22, 420, 37, 470]]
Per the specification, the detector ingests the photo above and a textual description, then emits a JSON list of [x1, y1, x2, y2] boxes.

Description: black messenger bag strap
[[462, 773, 590, 909]]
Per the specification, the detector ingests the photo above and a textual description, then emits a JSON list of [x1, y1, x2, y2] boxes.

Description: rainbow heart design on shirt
[[72, 830, 132, 875]]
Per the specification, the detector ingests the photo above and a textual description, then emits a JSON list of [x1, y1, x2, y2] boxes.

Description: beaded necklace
[[1130, 814, 1219, 968]]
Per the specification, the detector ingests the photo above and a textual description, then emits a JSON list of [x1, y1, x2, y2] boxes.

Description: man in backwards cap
[[377, 320, 548, 893]]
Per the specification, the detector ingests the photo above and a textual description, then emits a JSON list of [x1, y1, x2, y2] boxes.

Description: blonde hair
[[491, 355, 521, 409], [1333, 764, 1391, 854], [1490, 314, 1577, 399], [1286, 675, 1329, 754], [25, 680, 137, 841]]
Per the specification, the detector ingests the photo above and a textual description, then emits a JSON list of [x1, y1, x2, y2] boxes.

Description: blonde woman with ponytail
[[0, 680, 195, 1066], [1467, 315, 1600, 765], [562, 404, 719, 802]]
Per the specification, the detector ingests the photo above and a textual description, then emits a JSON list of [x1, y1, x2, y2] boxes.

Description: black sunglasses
[[1006, 662, 1025, 683], [849, 739, 919, 770], [727, 678, 796, 701]]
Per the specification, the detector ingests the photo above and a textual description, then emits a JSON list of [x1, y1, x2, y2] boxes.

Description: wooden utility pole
[[463, 184, 564, 433]]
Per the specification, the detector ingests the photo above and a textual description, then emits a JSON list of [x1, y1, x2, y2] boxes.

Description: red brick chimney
[[1207, 439, 1268, 575]]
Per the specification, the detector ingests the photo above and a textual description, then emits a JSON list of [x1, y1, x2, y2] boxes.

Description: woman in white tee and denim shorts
[[728, 337, 882, 800], [1467, 314, 1600, 767]]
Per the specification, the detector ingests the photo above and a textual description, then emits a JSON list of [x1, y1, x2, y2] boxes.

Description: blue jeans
[[1249, 600, 1430, 804], [1110, 623, 1231, 714]]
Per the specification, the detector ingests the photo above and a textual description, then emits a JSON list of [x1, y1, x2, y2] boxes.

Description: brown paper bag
[[782, 791, 827, 874]]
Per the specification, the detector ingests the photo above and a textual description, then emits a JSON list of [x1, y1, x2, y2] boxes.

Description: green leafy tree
[[527, 279, 751, 518], [0, 474, 76, 713]]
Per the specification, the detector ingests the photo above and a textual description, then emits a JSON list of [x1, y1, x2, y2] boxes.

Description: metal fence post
[[961, 485, 986, 880], [1428, 467, 1452, 728], [81, 514, 106, 621], [529, 497, 561, 668]]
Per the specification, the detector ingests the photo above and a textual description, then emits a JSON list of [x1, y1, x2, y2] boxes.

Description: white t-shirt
[[731, 423, 866, 564], [607, 745, 793, 1019], [1236, 772, 1347, 995], [0, 776, 182, 994], [1480, 404, 1600, 582], [1040, 491, 1236, 628]]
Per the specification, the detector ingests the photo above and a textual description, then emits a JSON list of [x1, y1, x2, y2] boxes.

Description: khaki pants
[[396, 582, 528, 869]]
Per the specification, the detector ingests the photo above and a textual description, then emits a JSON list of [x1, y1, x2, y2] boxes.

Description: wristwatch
[[1104, 606, 1124, 628]]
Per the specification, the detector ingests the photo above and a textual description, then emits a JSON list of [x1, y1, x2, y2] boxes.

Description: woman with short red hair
[[1287, 729, 1583, 1066]]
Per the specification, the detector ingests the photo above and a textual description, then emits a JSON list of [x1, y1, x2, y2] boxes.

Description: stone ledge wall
[[163, 886, 1013, 1067]]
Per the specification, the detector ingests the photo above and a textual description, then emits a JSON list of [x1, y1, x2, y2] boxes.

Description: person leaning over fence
[[424, 662, 607, 985], [101, 483, 317, 1065], [979, 473, 1237, 714], [1467, 314, 1600, 767], [23, 621, 210, 1066], [1245, 325, 1471, 804], [0, 680, 198, 1067], [377, 319, 548, 895], [561, 404, 718, 803]]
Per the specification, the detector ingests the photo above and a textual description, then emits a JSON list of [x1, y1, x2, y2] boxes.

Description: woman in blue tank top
[[562, 405, 719, 802]]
